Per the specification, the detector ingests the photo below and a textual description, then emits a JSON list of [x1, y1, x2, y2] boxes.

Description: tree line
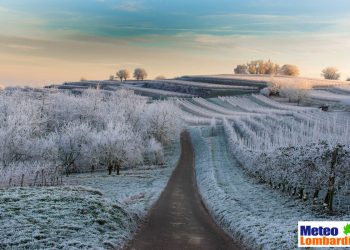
[[110, 68, 148, 82], [234, 60, 346, 80], [0, 89, 181, 187]]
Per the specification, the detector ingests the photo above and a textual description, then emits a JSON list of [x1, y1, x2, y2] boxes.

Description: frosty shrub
[[234, 64, 248, 74], [322, 67, 341, 80], [280, 64, 300, 76], [0, 89, 182, 187], [222, 109, 350, 213]]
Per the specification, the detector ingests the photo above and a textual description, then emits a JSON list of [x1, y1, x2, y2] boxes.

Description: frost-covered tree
[[267, 77, 281, 95], [55, 122, 92, 176], [246, 60, 278, 75], [145, 138, 164, 165], [145, 101, 182, 144], [234, 64, 248, 74], [264, 60, 279, 75], [0, 88, 182, 186], [89, 123, 143, 175], [281, 64, 300, 76], [116, 69, 131, 82], [322, 67, 341, 80], [133, 68, 148, 80]]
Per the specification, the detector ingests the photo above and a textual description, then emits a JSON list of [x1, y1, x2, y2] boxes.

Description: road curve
[[124, 131, 240, 250]]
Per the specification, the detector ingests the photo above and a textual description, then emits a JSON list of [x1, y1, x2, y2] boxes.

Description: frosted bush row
[[223, 117, 350, 212], [0, 89, 182, 187]]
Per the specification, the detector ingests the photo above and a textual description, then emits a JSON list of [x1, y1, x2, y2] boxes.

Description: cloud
[[0, 6, 9, 12], [112, 1, 144, 12]]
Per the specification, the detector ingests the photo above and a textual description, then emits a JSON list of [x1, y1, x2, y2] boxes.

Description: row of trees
[[0, 89, 182, 187], [234, 60, 300, 76], [110, 68, 148, 82], [222, 115, 350, 213], [234, 60, 346, 80]]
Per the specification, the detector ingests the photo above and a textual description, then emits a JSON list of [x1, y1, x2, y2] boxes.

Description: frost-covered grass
[[122, 84, 193, 97], [190, 127, 350, 249], [0, 138, 180, 250], [65, 139, 181, 219], [0, 186, 135, 250], [308, 90, 350, 106]]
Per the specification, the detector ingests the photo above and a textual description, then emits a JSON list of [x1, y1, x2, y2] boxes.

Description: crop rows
[[179, 95, 350, 212]]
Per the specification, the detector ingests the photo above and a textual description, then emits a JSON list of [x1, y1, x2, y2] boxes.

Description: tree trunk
[[117, 164, 120, 175], [313, 189, 319, 204], [325, 146, 339, 213], [108, 165, 112, 175]]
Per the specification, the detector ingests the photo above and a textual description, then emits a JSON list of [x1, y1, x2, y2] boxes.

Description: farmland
[[179, 90, 350, 249], [1, 75, 350, 249]]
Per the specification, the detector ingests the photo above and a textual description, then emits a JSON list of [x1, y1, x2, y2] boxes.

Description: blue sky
[[0, 0, 349, 85]]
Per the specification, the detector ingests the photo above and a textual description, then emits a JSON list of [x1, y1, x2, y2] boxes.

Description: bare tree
[[281, 64, 300, 76], [234, 64, 248, 74], [133, 68, 148, 80], [109, 75, 115, 81], [321, 67, 340, 80], [116, 69, 131, 82]]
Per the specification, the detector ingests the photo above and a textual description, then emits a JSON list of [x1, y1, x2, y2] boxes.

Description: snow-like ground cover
[[65, 140, 180, 218], [333, 85, 350, 94], [190, 127, 350, 249], [152, 79, 257, 90], [0, 139, 180, 250], [308, 90, 350, 106], [121, 84, 193, 97], [0, 186, 134, 249], [205, 74, 350, 87]]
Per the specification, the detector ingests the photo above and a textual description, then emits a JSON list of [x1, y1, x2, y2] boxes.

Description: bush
[[234, 64, 248, 74], [280, 64, 300, 76], [321, 67, 340, 80], [245, 60, 279, 75]]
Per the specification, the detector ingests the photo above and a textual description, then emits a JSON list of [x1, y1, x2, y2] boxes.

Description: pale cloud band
[[0, 0, 349, 85]]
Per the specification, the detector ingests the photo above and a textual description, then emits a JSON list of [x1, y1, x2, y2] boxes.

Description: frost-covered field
[[190, 127, 350, 249], [0, 135, 180, 250], [0, 186, 134, 249], [203, 74, 350, 87], [180, 94, 350, 249], [308, 90, 350, 106], [0, 88, 182, 249]]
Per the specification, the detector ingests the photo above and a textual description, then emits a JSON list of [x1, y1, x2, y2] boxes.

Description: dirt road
[[125, 131, 240, 250]]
